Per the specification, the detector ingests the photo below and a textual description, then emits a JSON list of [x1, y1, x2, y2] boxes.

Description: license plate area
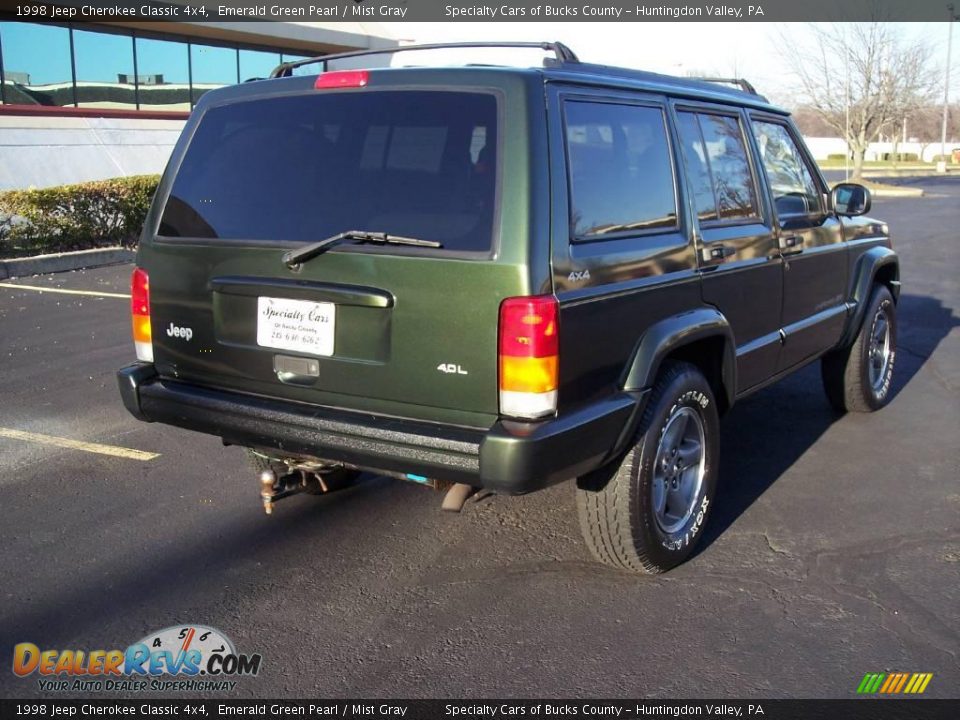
[[256, 296, 335, 357]]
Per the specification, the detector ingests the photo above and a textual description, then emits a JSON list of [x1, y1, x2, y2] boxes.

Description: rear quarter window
[[564, 100, 678, 239], [159, 90, 499, 253]]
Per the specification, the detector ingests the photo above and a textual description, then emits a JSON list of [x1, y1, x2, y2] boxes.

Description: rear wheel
[[576, 361, 719, 574], [821, 285, 897, 413], [243, 449, 360, 495]]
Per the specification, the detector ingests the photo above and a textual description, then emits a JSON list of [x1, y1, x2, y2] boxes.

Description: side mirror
[[831, 183, 872, 216]]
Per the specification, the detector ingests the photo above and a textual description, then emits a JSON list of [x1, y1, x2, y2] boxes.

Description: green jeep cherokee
[[118, 42, 899, 574]]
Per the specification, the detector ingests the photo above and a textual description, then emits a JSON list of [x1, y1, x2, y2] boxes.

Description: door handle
[[701, 245, 737, 263], [782, 235, 804, 252]]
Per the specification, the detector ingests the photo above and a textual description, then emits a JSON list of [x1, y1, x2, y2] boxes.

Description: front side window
[[751, 120, 822, 217], [565, 101, 678, 238]]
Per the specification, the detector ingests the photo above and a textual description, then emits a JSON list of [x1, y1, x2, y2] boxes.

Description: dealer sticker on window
[[257, 296, 335, 357]]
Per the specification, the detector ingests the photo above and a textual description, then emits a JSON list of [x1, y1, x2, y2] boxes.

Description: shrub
[[0, 174, 160, 258], [826, 153, 849, 161], [881, 152, 919, 162]]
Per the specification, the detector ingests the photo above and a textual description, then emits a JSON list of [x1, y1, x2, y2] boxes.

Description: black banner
[[2, 700, 960, 720], [0, 0, 958, 22]]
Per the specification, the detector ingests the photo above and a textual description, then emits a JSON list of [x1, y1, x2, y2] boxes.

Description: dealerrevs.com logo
[[13, 625, 262, 692]]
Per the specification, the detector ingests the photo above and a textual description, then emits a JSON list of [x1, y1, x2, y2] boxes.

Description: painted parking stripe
[[0, 282, 129, 299], [0, 427, 158, 461]]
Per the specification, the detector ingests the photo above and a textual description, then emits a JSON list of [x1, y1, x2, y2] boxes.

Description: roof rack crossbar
[[686, 77, 759, 95], [268, 41, 580, 79]]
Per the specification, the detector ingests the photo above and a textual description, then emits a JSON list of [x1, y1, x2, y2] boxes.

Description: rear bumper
[[117, 363, 645, 494]]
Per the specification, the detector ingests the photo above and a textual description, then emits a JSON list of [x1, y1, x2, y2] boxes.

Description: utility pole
[[941, 4, 959, 169], [845, 28, 851, 180]]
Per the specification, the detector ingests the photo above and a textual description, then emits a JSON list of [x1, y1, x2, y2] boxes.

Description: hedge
[[0, 175, 159, 258], [880, 152, 919, 162]]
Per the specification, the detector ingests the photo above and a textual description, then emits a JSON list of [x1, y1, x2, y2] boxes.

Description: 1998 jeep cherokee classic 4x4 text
[[118, 42, 899, 573]]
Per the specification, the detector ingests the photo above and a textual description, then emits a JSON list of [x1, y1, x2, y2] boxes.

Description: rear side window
[[160, 91, 498, 253], [676, 111, 759, 222], [564, 101, 677, 238]]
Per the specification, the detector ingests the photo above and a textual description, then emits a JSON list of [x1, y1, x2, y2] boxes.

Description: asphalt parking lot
[[1, 177, 957, 700]]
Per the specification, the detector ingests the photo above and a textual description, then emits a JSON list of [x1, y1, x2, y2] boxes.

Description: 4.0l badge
[[437, 363, 468, 375]]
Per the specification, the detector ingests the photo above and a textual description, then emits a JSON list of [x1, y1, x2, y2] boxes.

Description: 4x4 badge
[[568, 269, 591, 282]]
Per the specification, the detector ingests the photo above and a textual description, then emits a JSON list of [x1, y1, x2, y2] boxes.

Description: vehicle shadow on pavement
[[0, 475, 400, 674], [694, 292, 958, 555]]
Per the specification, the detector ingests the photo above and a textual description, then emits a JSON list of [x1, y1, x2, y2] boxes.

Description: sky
[[2, 20, 955, 108], [378, 22, 959, 107]]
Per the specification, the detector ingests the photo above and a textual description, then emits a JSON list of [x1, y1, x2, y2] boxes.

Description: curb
[[830, 181, 925, 199], [0, 247, 135, 280], [866, 187, 925, 198]]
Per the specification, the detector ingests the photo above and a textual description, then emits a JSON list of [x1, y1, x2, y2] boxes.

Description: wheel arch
[[841, 246, 900, 347], [621, 308, 736, 416]]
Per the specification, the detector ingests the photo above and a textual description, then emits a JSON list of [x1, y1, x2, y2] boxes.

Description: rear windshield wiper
[[283, 230, 442, 269]]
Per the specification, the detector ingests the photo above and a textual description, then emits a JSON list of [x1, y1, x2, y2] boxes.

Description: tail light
[[498, 295, 559, 419], [131, 267, 153, 362]]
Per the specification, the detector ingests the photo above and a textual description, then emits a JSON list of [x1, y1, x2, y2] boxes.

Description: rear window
[[159, 90, 498, 253]]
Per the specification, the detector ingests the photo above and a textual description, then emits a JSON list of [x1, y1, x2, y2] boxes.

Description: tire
[[821, 285, 897, 413], [243, 449, 360, 495], [576, 361, 720, 574]]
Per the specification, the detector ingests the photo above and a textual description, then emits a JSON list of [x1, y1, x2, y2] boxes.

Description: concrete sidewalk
[[0, 247, 134, 280]]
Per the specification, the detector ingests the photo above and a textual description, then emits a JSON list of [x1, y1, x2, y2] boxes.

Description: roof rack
[[269, 41, 580, 79], [687, 77, 759, 96]]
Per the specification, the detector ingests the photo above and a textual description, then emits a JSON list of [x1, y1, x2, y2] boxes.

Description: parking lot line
[[0, 427, 159, 461], [0, 282, 130, 299]]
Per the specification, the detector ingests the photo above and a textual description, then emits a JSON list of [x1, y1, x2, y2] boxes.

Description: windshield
[[159, 90, 499, 253]]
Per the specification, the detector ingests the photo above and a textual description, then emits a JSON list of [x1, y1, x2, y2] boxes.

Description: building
[[0, 13, 397, 190]]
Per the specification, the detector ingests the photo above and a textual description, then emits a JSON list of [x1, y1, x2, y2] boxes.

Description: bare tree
[[783, 23, 940, 179], [907, 104, 955, 161], [792, 106, 840, 137]]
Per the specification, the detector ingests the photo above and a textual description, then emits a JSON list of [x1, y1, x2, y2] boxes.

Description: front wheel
[[576, 361, 720, 574], [821, 284, 897, 413]]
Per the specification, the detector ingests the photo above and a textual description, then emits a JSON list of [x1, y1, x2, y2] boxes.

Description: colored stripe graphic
[[857, 672, 933, 694], [893, 673, 909, 693]]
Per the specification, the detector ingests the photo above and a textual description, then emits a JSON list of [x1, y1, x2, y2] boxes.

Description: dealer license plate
[[256, 296, 335, 357]]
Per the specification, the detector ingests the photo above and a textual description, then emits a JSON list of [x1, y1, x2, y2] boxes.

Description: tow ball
[[258, 469, 314, 515]]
